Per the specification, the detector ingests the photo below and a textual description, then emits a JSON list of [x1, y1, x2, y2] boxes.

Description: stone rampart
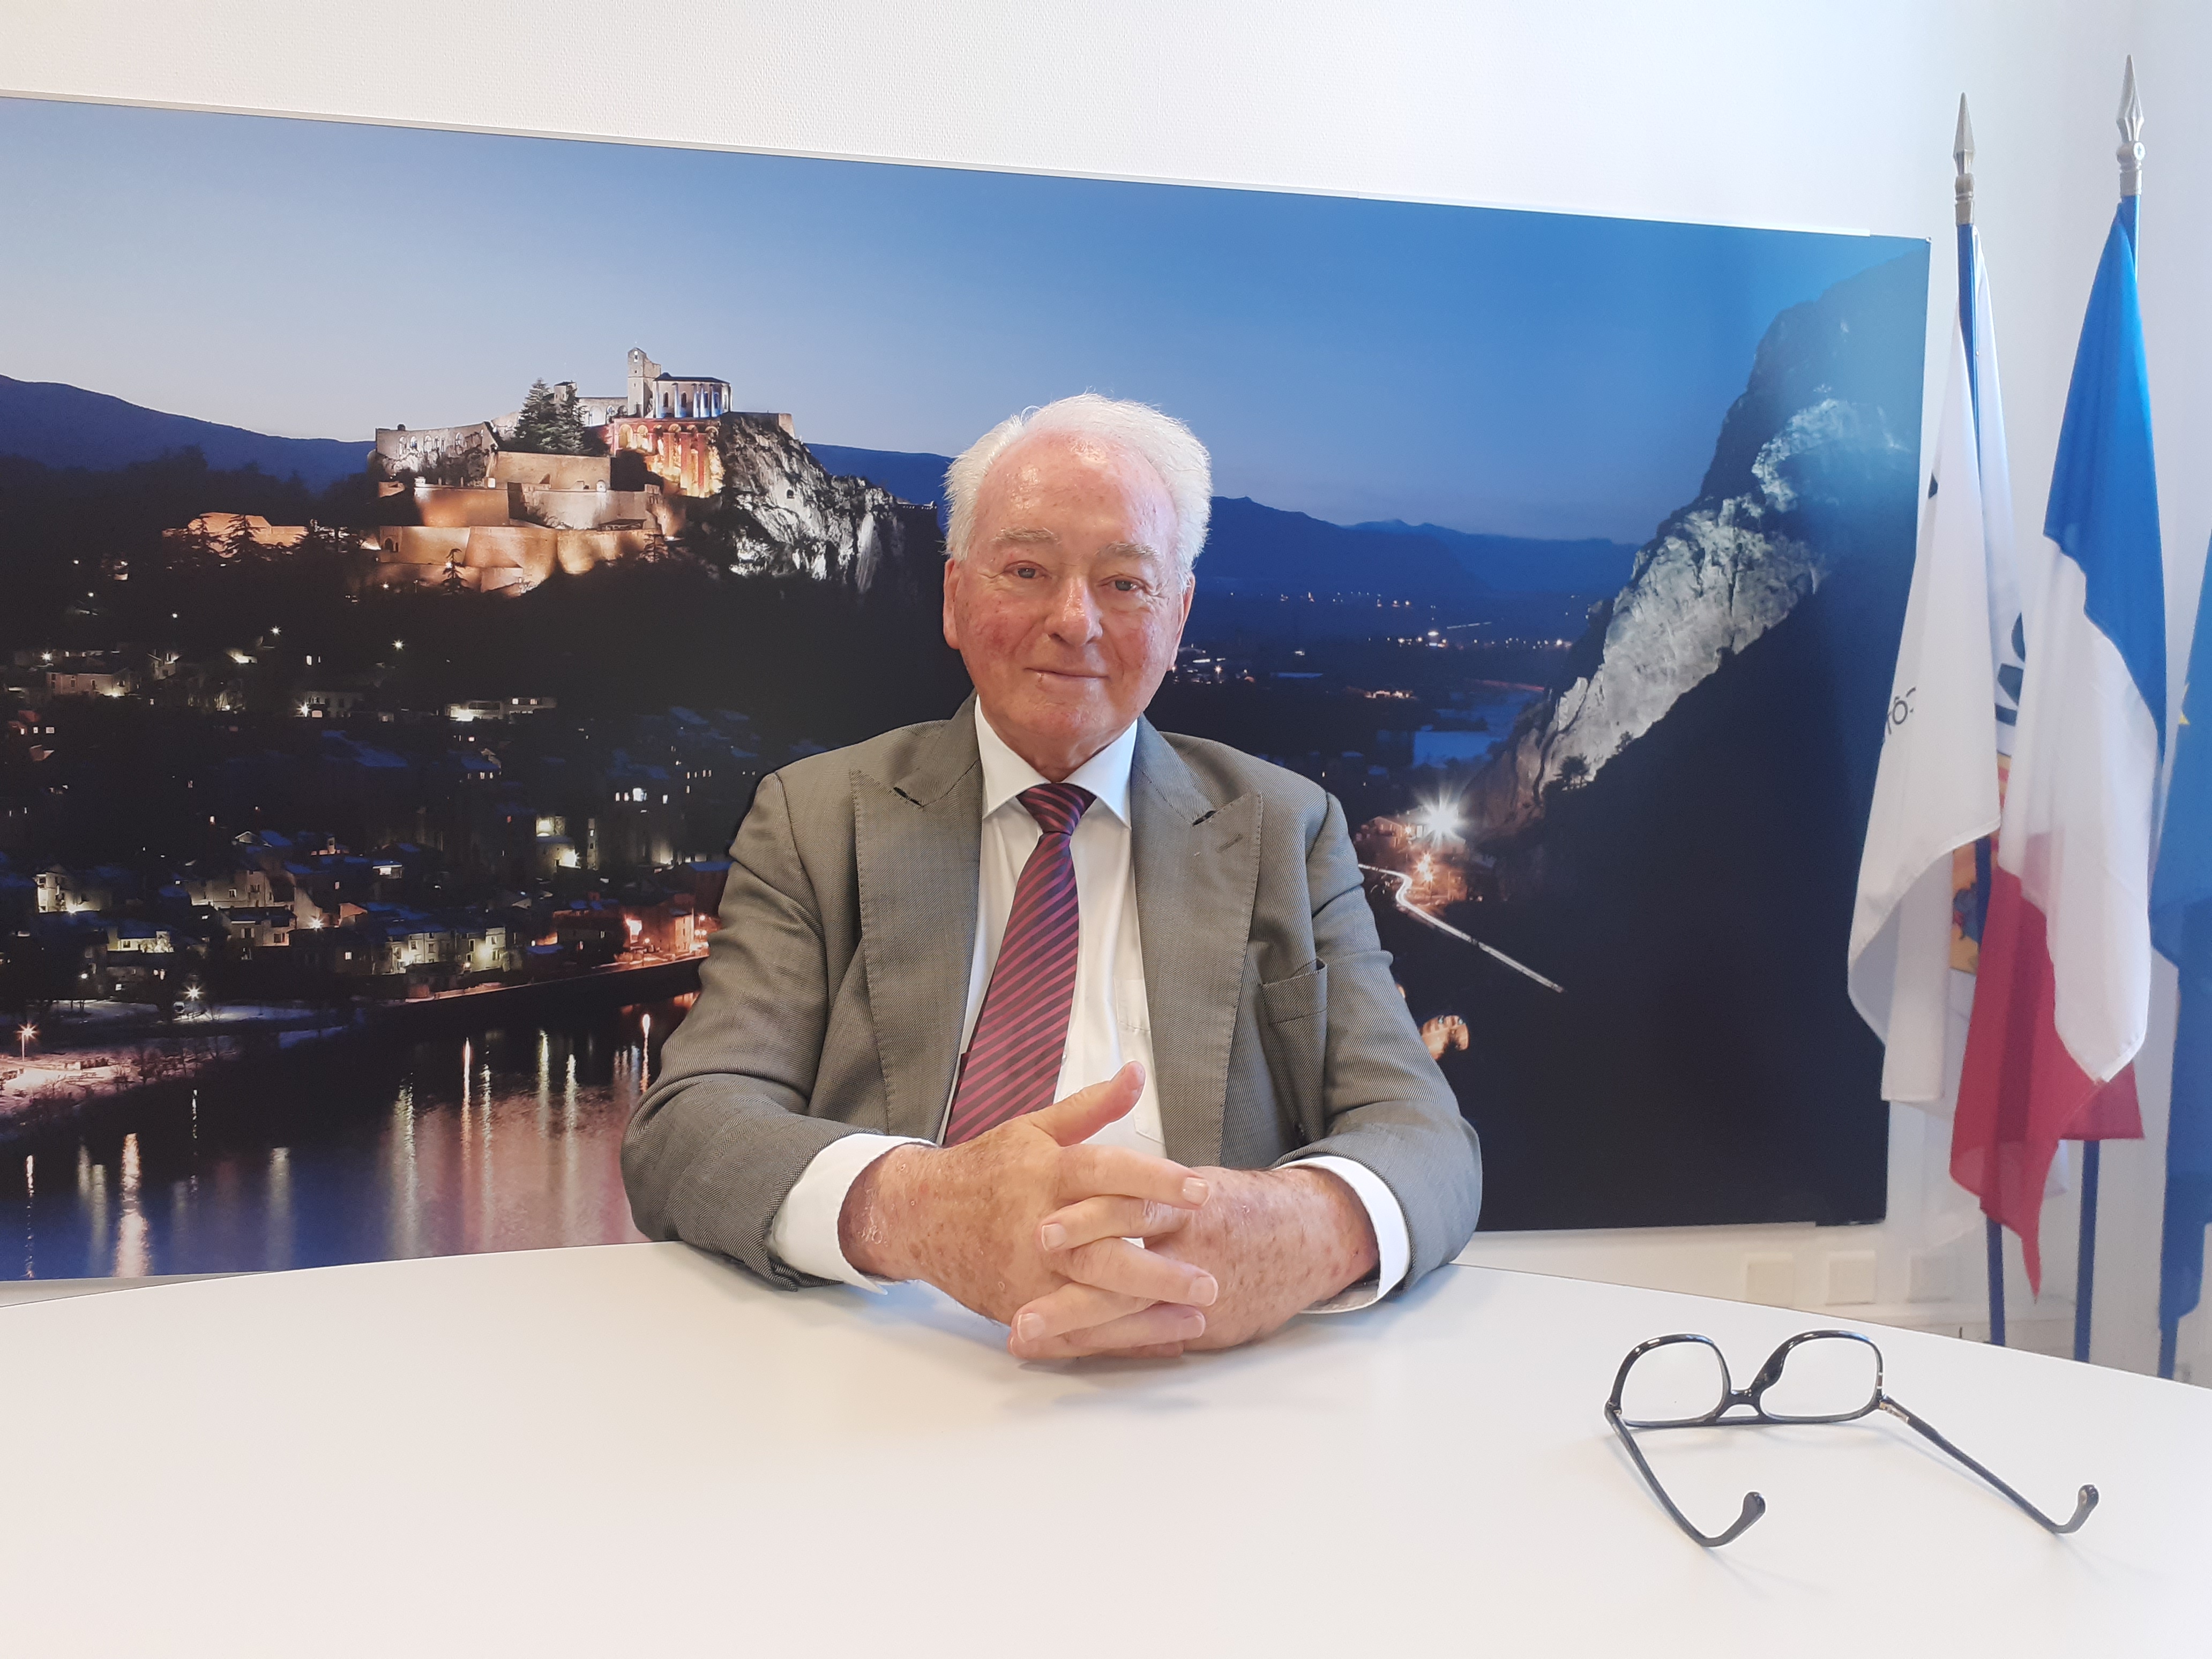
[[412, 486, 513, 529], [492, 452, 611, 490], [511, 487, 662, 530]]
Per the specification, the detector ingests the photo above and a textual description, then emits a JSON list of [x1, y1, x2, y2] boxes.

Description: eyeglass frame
[[1604, 1329, 2099, 1548]]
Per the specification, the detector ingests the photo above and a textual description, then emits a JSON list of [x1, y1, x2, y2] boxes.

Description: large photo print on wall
[[0, 98, 1927, 1277]]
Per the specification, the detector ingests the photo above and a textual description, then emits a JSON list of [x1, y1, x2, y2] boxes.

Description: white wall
[[5, 0, 2204, 1377]]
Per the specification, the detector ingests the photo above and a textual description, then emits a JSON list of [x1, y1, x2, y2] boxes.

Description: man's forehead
[[984, 430, 1170, 511], [996, 427, 1124, 473], [989, 522, 1160, 561]]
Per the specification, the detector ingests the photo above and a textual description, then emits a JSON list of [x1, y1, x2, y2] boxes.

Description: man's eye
[[1012, 565, 1042, 579], [1110, 579, 1141, 593]]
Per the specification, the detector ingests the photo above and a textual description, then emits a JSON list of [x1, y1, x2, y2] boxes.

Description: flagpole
[[2076, 1140, 2101, 1362], [2072, 58, 2146, 1366], [1955, 94, 2011, 1350]]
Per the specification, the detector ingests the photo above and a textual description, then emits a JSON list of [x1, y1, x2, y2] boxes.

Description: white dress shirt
[[767, 704, 1411, 1311]]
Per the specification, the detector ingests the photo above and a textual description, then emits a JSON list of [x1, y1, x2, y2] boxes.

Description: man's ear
[[942, 555, 963, 652]]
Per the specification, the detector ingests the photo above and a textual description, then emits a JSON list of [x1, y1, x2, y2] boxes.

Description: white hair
[[943, 393, 1211, 579]]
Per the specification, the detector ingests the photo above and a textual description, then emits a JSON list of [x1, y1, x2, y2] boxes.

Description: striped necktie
[[943, 781, 1095, 1145]]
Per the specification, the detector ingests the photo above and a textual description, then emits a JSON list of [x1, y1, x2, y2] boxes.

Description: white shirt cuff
[[1285, 1154, 1411, 1313], [766, 1133, 928, 1289]]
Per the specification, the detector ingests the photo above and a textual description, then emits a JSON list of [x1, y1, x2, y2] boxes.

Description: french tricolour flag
[[1952, 196, 2167, 1290]]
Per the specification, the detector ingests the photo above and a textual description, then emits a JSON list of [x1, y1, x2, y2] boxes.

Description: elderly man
[[623, 394, 1482, 1358]]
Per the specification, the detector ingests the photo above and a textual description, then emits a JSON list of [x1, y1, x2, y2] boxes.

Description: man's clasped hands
[[837, 1061, 1378, 1359]]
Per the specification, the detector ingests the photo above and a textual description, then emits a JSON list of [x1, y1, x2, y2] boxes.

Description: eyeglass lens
[[1619, 1340, 1727, 1427], [1761, 1335, 1880, 1423]]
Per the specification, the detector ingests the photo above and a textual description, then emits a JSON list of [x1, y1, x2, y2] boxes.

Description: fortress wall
[[492, 452, 610, 490], [414, 485, 513, 529], [370, 522, 639, 588], [513, 487, 658, 530], [375, 526, 470, 565], [464, 524, 558, 583], [554, 527, 648, 574]]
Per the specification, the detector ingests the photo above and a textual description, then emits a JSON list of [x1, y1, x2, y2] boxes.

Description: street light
[[1411, 797, 1465, 846], [17, 1023, 33, 1060]]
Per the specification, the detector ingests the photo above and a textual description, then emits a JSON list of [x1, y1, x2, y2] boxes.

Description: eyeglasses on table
[[1605, 1329, 2099, 1548]]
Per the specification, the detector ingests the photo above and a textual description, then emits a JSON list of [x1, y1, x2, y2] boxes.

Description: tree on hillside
[[507, 380, 593, 457], [221, 512, 265, 566], [168, 515, 225, 574], [297, 521, 372, 594]]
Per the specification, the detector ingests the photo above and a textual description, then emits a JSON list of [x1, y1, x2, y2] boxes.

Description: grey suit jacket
[[621, 696, 1482, 1291]]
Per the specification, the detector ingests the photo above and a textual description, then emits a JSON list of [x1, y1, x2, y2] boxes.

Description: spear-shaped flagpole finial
[[2118, 55, 2144, 197], [1954, 94, 1976, 225]]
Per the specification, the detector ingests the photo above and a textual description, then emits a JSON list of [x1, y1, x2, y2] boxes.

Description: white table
[[1, 1244, 2203, 1657]]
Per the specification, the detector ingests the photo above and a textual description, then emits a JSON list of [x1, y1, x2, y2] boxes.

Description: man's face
[[944, 432, 1194, 778]]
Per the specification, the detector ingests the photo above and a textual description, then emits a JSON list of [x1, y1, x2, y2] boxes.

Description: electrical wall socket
[[1826, 1250, 1878, 1305], [1744, 1254, 1797, 1307]]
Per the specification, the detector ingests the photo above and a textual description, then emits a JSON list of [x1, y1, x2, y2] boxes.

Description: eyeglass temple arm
[[1606, 1407, 1768, 1548], [1878, 1398, 2097, 1535]]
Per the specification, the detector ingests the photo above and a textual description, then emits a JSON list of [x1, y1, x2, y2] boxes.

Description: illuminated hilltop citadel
[[358, 348, 796, 595]]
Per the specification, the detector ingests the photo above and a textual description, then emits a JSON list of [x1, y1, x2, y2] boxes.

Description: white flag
[[1847, 320, 2000, 1103], [1967, 230, 2029, 756]]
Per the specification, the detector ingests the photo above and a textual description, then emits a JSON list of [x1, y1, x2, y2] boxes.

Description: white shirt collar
[[974, 701, 1137, 826]]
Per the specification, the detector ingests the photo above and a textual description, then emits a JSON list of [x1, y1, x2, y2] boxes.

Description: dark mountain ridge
[[0, 375, 369, 488], [805, 445, 952, 517], [1351, 520, 1638, 594]]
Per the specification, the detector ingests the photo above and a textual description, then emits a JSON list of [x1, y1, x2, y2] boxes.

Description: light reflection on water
[[0, 999, 679, 1281]]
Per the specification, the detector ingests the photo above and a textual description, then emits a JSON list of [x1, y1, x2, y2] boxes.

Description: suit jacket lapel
[[1131, 720, 1261, 1168], [855, 697, 982, 1142]]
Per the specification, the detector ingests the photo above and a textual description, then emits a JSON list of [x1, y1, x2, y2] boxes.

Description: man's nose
[[1044, 576, 1102, 644]]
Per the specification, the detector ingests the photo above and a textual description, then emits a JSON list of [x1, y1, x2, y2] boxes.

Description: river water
[[0, 998, 687, 1281]]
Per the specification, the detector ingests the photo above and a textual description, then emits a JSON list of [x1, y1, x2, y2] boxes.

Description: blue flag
[[2155, 539, 2212, 1378]]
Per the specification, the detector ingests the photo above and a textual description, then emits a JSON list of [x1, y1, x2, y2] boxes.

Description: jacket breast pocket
[[1257, 961, 1328, 1145], [1260, 960, 1328, 1027]]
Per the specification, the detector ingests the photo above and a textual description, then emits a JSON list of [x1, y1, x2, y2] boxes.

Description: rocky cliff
[[1463, 253, 1927, 846], [697, 416, 943, 601]]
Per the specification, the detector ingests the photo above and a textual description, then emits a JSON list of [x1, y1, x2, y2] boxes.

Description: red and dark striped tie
[[943, 781, 1095, 1145]]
